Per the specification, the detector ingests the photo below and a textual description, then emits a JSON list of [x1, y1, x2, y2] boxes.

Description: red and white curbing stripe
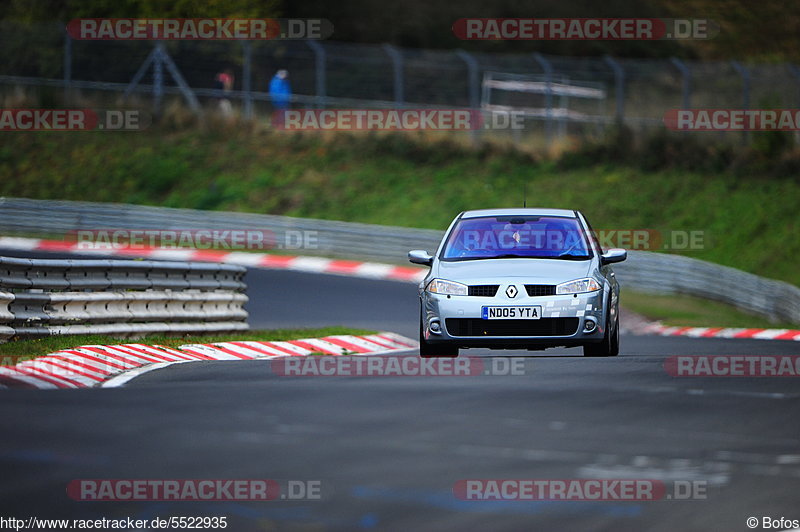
[[0, 237, 426, 283], [634, 322, 800, 342], [0, 332, 418, 390]]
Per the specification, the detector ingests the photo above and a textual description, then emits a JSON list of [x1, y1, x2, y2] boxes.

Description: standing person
[[269, 69, 291, 111], [214, 68, 234, 116]]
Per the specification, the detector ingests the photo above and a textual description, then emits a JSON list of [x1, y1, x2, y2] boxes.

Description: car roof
[[461, 208, 578, 218]]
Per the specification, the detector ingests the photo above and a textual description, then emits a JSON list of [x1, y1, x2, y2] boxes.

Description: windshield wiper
[[449, 253, 590, 261], [448, 254, 540, 261], [455, 254, 549, 261]]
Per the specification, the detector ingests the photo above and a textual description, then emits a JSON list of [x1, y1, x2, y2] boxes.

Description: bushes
[[557, 124, 800, 177]]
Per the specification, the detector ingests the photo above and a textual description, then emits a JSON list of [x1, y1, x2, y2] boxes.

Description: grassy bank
[[1, 128, 798, 286], [622, 291, 798, 329], [0, 327, 374, 361]]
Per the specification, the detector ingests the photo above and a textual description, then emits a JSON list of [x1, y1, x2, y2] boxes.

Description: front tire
[[419, 311, 459, 358], [583, 312, 619, 357]]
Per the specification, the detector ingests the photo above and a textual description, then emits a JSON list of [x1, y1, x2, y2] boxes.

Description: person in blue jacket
[[269, 69, 291, 111]]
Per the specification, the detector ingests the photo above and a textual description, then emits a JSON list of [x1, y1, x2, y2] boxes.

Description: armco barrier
[[615, 251, 800, 325], [0, 197, 798, 324], [0, 197, 441, 264], [0, 255, 248, 342]]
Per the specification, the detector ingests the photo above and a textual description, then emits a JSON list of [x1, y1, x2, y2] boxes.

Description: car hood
[[435, 258, 593, 284]]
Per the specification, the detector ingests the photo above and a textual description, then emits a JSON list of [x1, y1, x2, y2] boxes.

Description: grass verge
[[622, 290, 798, 329], [0, 327, 375, 363]]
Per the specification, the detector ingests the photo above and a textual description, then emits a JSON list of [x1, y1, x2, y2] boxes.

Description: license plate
[[481, 306, 542, 320]]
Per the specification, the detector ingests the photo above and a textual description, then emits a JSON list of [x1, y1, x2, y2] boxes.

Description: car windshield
[[441, 215, 592, 261]]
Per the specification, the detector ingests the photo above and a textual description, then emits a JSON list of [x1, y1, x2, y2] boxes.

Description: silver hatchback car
[[409, 208, 627, 357]]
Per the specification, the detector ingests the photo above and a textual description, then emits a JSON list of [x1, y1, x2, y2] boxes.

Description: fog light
[[429, 320, 442, 334], [584, 319, 597, 333]]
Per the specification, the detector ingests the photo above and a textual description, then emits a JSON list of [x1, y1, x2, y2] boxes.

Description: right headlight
[[426, 278, 468, 296], [556, 277, 601, 295]]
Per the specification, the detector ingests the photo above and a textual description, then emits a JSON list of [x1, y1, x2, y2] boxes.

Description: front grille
[[468, 285, 499, 297], [525, 284, 557, 297], [445, 318, 580, 337]]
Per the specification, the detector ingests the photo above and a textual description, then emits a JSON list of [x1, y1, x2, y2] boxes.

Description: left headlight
[[426, 278, 468, 296], [556, 277, 601, 295]]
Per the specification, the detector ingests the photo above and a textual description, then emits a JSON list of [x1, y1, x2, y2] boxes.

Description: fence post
[[123, 46, 157, 99], [788, 64, 800, 144], [383, 44, 404, 108], [153, 42, 164, 118], [788, 64, 800, 100], [63, 30, 72, 104], [731, 60, 750, 144], [533, 52, 554, 143], [558, 75, 569, 138], [670, 57, 691, 109], [456, 49, 480, 144], [158, 46, 201, 114], [307, 41, 327, 108], [242, 41, 253, 119], [481, 72, 491, 108], [604, 55, 625, 125]]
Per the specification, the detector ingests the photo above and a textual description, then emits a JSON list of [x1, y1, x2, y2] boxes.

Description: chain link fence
[[4, 22, 800, 145]]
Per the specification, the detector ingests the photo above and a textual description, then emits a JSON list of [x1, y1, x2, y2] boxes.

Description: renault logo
[[505, 285, 518, 298]]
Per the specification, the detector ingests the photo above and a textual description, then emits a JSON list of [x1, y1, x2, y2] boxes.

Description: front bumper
[[421, 289, 608, 349]]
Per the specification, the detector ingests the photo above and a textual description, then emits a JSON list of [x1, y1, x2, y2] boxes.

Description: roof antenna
[[523, 181, 527, 208]]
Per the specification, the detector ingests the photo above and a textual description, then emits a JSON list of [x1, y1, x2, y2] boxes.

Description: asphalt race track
[[1, 248, 799, 531]]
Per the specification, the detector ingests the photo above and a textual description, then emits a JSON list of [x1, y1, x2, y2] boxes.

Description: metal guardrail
[[0, 254, 248, 342], [615, 251, 800, 325], [0, 197, 442, 265], [0, 197, 798, 324]]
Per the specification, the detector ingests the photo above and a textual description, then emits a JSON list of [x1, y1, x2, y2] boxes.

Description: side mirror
[[601, 248, 627, 265], [408, 250, 433, 266]]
